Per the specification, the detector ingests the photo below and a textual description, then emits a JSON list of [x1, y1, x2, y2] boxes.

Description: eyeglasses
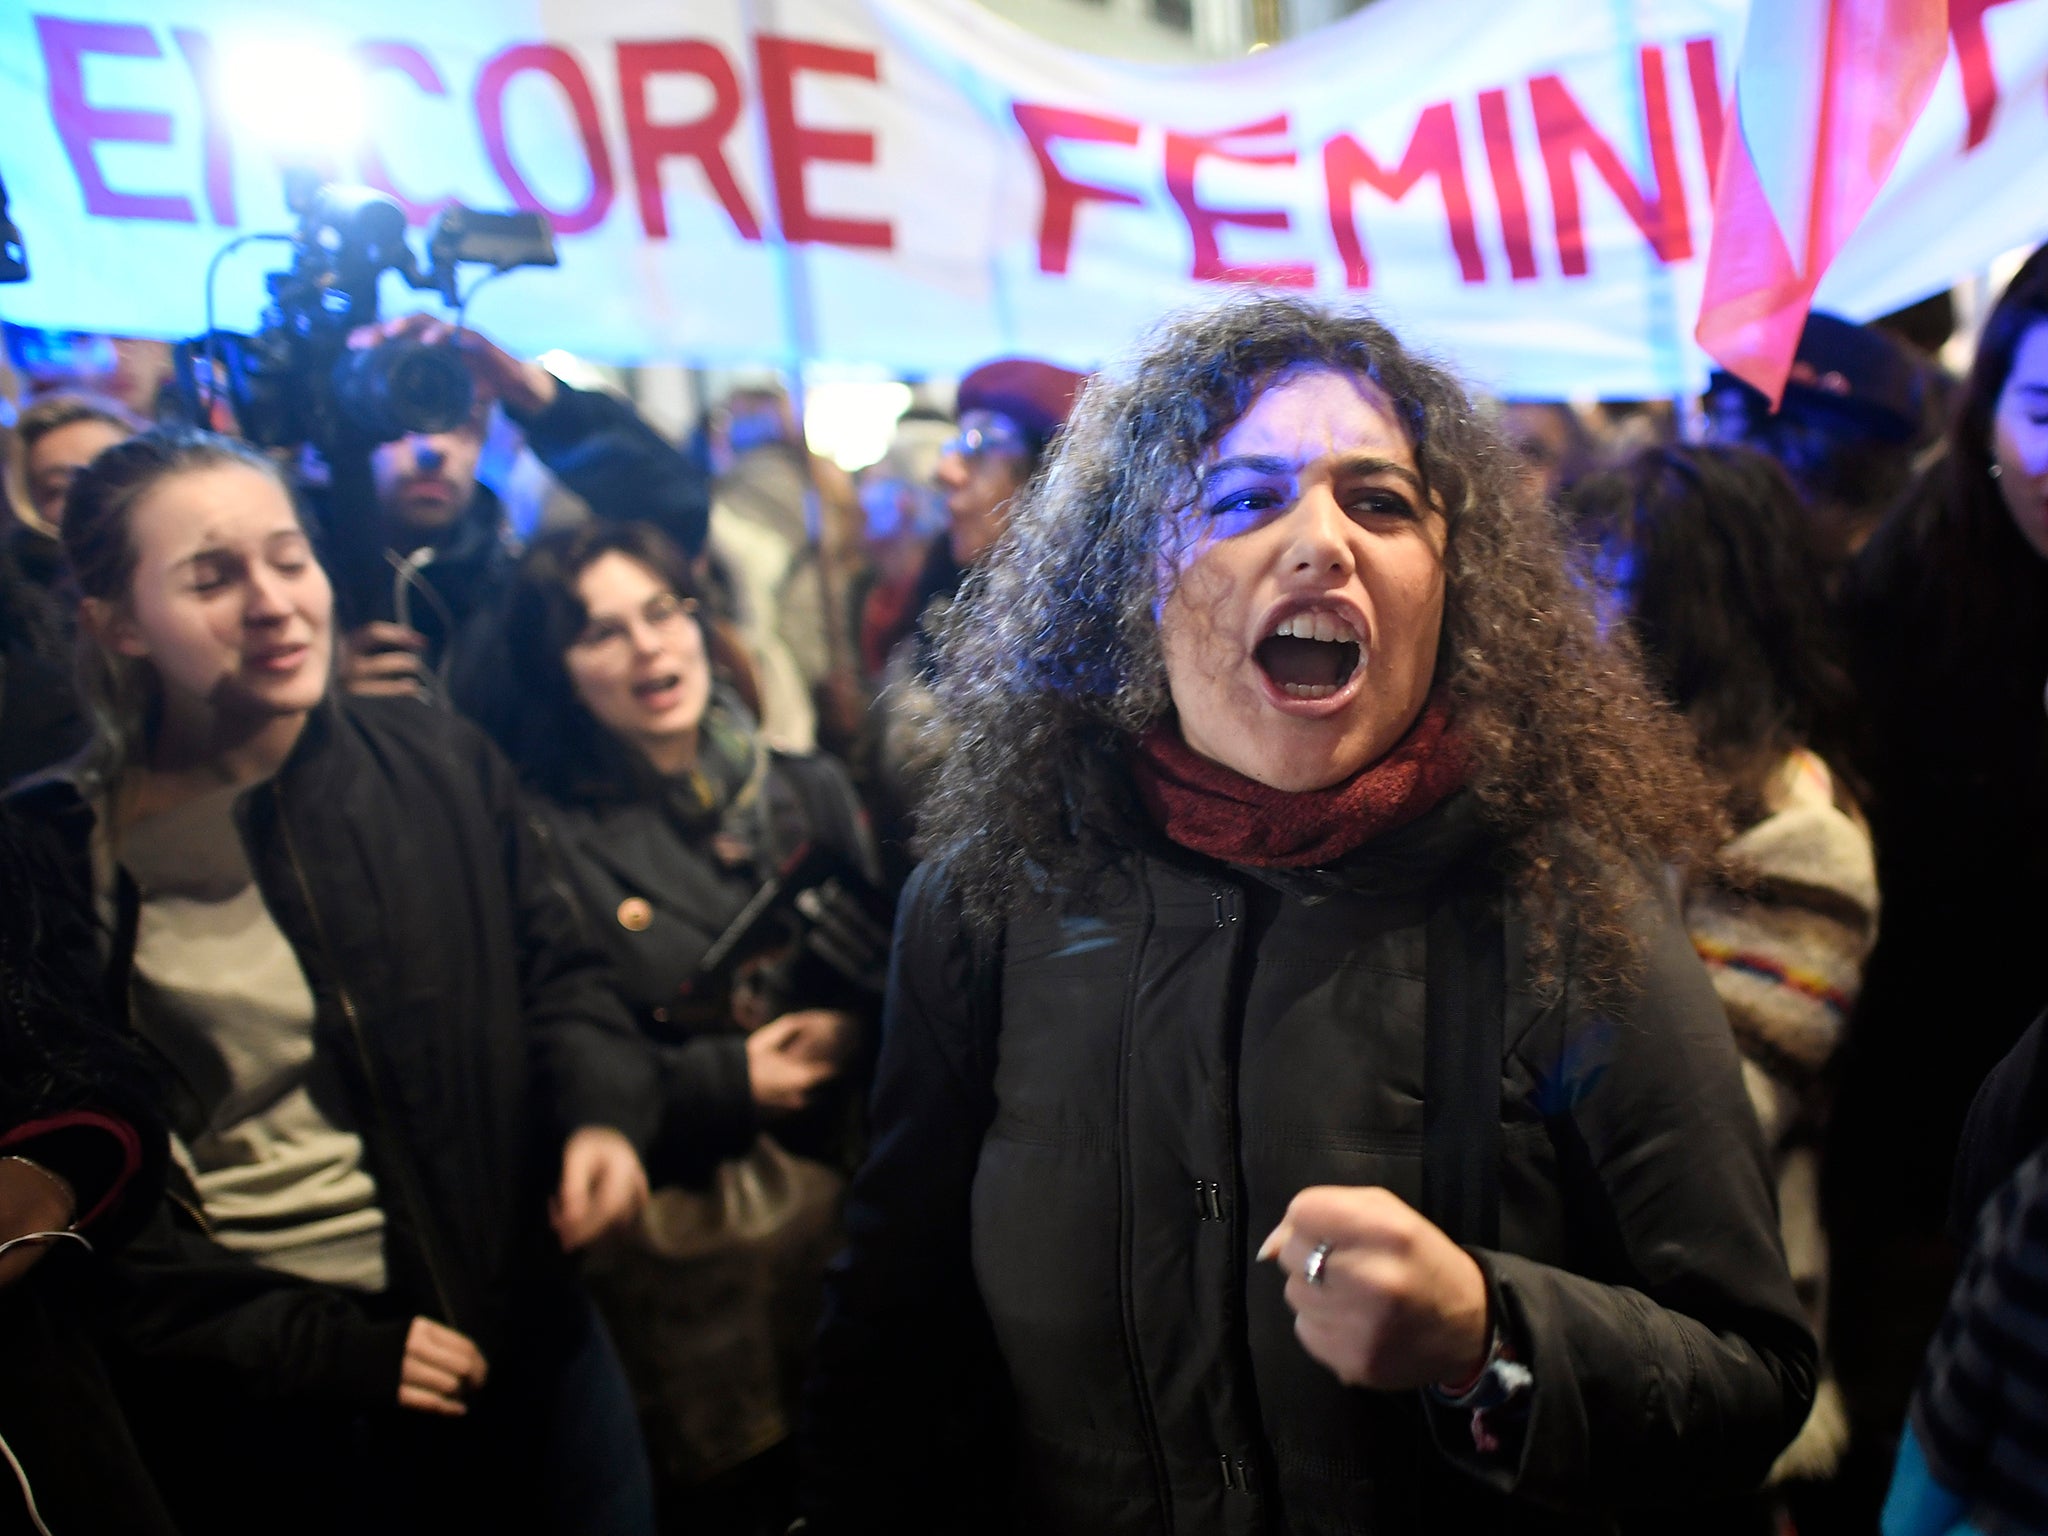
[[944, 409, 1030, 463], [570, 593, 698, 657]]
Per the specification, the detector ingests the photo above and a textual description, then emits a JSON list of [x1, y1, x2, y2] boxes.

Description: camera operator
[[328, 313, 710, 731]]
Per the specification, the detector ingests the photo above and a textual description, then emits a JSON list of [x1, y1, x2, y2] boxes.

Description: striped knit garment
[[1911, 1140, 2048, 1532]]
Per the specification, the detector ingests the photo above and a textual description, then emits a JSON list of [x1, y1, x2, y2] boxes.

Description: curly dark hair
[[917, 294, 1724, 996], [1567, 443, 1863, 824]]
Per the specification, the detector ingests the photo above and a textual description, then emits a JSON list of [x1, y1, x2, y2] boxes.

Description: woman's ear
[[80, 595, 149, 660]]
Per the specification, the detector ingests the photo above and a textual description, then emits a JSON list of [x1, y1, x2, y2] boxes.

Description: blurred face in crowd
[[934, 409, 1031, 567], [370, 418, 486, 535], [1158, 367, 1448, 792], [565, 552, 712, 769], [91, 464, 334, 724], [26, 417, 129, 531], [1501, 401, 1580, 505], [1993, 321, 2048, 560]]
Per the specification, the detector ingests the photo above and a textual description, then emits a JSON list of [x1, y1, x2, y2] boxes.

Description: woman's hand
[[550, 1126, 650, 1250], [1259, 1185, 1491, 1391], [746, 1009, 858, 1115], [0, 1155, 76, 1288], [397, 1316, 489, 1416]]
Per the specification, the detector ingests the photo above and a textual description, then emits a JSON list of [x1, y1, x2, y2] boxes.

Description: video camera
[[178, 171, 557, 452]]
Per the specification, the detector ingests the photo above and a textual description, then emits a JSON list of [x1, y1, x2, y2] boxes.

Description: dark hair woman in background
[[497, 520, 886, 1536], [9, 428, 661, 1535], [1569, 443, 1879, 1508], [1824, 245, 2048, 1515], [800, 296, 1814, 1535]]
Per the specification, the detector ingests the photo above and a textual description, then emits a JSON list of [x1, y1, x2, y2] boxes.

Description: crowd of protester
[[0, 244, 2045, 1536]]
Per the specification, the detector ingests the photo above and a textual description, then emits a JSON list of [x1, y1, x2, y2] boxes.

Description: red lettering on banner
[[355, 42, 450, 224], [1529, 46, 1691, 276], [1323, 103, 1484, 288], [756, 37, 891, 249], [1476, 89, 1537, 281], [170, 27, 234, 227], [1163, 115, 1313, 286], [34, 16, 196, 223], [476, 44, 615, 236], [1952, 0, 2027, 150], [1684, 37, 1724, 193], [1013, 103, 1144, 276], [618, 41, 762, 241]]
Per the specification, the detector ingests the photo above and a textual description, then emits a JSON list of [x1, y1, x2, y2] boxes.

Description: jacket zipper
[[273, 784, 463, 1330], [1118, 866, 1178, 1531], [1214, 884, 1265, 1509]]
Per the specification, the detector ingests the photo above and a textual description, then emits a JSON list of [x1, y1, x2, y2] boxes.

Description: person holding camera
[[492, 518, 887, 1535], [11, 426, 665, 1535], [330, 313, 710, 729]]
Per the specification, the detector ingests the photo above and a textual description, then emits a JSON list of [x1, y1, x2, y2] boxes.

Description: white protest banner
[[1, 0, 2044, 395]]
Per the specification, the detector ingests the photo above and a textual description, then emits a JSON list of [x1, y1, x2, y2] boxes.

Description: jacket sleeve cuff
[[331, 1316, 415, 1408], [1421, 1249, 1535, 1491], [647, 1034, 759, 1183], [0, 1110, 144, 1231]]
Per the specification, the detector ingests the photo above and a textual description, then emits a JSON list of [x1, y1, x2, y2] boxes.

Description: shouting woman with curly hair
[[798, 296, 1815, 1536]]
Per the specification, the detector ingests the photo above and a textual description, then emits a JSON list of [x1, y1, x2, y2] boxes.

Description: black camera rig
[[178, 172, 557, 453]]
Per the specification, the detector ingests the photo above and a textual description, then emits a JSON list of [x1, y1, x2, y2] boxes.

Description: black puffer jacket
[[10, 696, 662, 1395], [802, 796, 1815, 1534]]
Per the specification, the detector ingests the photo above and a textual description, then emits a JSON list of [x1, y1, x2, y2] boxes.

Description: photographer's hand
[[353, 313, 557, 418], [339, 621, 430, 700]]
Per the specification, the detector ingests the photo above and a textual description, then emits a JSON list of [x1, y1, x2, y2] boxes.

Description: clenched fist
[[1259, 1184, 1491, 1392]]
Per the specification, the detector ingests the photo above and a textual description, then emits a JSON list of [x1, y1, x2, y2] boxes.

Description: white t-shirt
[[122, 782, 387, 1291]]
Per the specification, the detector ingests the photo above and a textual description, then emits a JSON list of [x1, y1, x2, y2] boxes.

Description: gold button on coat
[[617, 897, 654, 932]]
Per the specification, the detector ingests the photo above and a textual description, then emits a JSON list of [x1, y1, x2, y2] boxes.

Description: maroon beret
[[956, 358, 1087, 456]]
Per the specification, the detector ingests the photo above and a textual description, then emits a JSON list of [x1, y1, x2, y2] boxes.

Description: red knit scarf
[[1132, 692, 1469, 868]]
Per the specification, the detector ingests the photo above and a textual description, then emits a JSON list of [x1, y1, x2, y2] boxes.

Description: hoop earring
[[1991, 462, 2004, 480]]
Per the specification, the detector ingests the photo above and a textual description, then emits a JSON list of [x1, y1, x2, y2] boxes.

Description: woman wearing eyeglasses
[[494, 520, 886, 1535], [862, 359, 1086, 876]]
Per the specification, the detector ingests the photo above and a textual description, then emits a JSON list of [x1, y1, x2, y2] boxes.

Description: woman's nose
[[1279, 485, 1356, 577], [245, 569, 292, 620]]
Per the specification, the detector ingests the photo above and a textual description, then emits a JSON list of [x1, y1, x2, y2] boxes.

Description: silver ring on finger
[[1304, 1240, 1334, 1286]]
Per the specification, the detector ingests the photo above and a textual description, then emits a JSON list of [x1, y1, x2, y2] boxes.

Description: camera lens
[[332, 337, 475, 443]]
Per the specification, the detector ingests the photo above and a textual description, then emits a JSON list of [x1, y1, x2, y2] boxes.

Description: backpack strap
[[1421, 878, 1513, 1532], [1423, 879, 1505, 1249]]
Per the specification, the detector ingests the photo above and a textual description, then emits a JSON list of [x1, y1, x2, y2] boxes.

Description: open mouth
[[632, 673, 683, 702], [1252, 609, 1365, 701]]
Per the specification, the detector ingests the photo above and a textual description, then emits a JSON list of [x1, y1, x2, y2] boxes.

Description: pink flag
[[1695, 0, 1952, 405]]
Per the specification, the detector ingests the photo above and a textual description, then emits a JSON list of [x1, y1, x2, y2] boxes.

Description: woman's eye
[[1206, 485, 1283, 517], [1349, 489, 1416, 519]]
